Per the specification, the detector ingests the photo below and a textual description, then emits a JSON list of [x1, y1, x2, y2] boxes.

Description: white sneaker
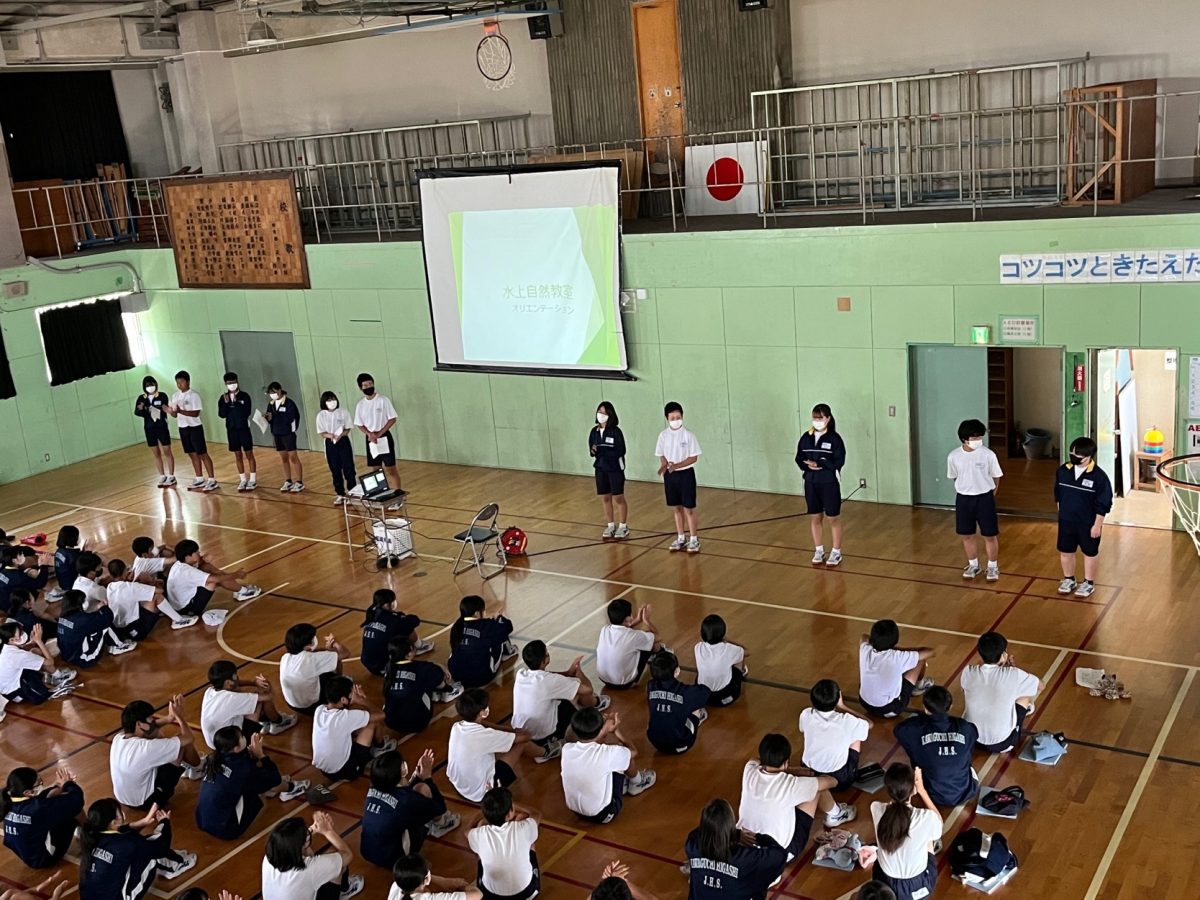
[[824, 802, 857, 827], [47, 588, 65, 601], [625, 769, 657, 796], [1058, 577, 1077, 595], [50, 669, 77, 686], [535, 739, 563, 764], [49, 684, 78, 699], [203, 479, 219, 492], [289, 482, 305, 493], [156, 475, 168, 487], [1075, 580, 1096, 598], [279, 481, 293, 492], [279, 778, 309, 802], [962, 563, 981, 579], [246, 480, 257, 491], [668, 536, 686, 552], [986, 565, 1000, 582], [501, 641, 519, 661], [412, 639, 435, 656], [371, 737, 398, 758], [191, 477, 205, 488], [340, 874, 365, 900], [264, 714, 298, 735], [109, 640, 137, 656], [686, 537, 701, 554], [164, 475, 177, 486], [614, 524, 630, 539], [158, 850, 197, 880], [601, 524, 616, 539], [183, 763, 205, 781], [334, 496, 346, 506], [912, 676, 935, 696], [435, 682, 465, 704], [171, 615, 199, 630], [426, 811, 460, 838], [237, 480, 248, 492], [596, 694, 612, 712], [826, 549, 843, 567], [693, 707, 709, 725], [812, 549, 826, 564], [234, 585, 262, 602]]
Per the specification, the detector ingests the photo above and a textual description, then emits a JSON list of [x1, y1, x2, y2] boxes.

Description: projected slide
[[419, 164, 627, 374]]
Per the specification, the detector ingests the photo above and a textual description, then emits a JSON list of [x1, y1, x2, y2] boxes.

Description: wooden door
[[631, 0, 684, 169]]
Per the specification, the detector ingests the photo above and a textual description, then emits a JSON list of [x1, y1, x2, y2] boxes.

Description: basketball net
[[484, 61, 515, 92], [1157, 454, 1200, 556]]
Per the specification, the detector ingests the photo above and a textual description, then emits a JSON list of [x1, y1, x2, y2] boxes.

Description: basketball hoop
[[1156, 454, 1200, 555], [476, 28, 514, 91]]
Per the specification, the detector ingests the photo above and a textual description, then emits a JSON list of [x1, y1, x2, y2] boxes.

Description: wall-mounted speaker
[[737, 0, 773, 10], [525, 1, 563, 39]]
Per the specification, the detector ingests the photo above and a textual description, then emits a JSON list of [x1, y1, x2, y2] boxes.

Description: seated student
[[110, 696, 203, 811], [512, 640, 607, 760], [361, 589, 433, 676], [104, 559, 167, 641], [51, 525, 83, 599], [0, 623, 75, 705], [561, 708, 655, 825], [858, 619, 935, 718], [201, 660, 297, 750], [166, 540, 261, 617], [388, 853, 480, 900], [894, 686, 978, 807], [869, 764, 942, 900], [596, 597, 664, 689], [447, 596, 516, 689], [737, 733, 855, 862], [799, 679, 871, 792], [447, 688, 541, 802], [684, 798, 788, 900], [384, 637, 462, 735], [856, 884, 898, 900], [70, 552, 110, 607], [645, 650, 710, 755], [78, 798, 197, 898], [361, 749, 458, 869], [1, 765, 84, 869], [281, 624, 347, 715], [130, 536, 175, 582], [7, 589, 58, 642], [961, 631, 1044, 753], [262, 812, 363, 900], [467, 787, 540, 900], [55, 589, 136, 667], [1, 871, 70, 900], [591, 861, 659, 900], [196, 727, 308, 840], [312, 676, 396, 782], [694, 614, 748, 707], [0, 545, 52, 614]]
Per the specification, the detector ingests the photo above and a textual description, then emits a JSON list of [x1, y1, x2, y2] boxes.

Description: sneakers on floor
[[164, 475, 177, 487], [264, 714, 298, 735], [340, 874, 365, 900], [435, 682, 465, 704], [156, 475, 168, 488], [826, 549, 843, 567], [501, 641, 519, 661], [234, 585, 262, 602], [693, 707, 709, 725], [289, 482, 305, 493], [49, 669, 77, 687], [171, 615, 199, 630], [985, 564, 1000, 582], [824, 802, 857, 828], [812, 549, 826, 564], [49, 683, 78, 699], [158, 851, 197, 880], [596, 694, 612, 712], [237, 480, 249, 492], [962, 563, 981, 580], [183, 763, 205, 781], [278, 778, 309, 802], [625, 769, 657, 796], [1058, 577, 1078, 595], [371, 737, 398, 758], [601, 523, 616, 539], [202, 479, 219, 492], [46, 588, 65, 601], [912, 676, 935, 696], [426, 811, 460, 838], [109, 640, 137, 656], [613, 524, 630, 539], [334, 496, 346, 506], [668, 536, 686, 552], [1075, 580, 1096, 598], [535, 738, 563, 764], [245, 480, 257, 491], [280, 481, 293, 493], [190, 477, 205, 488], [411, 639, 435, 656], [686, 536, 701, 554]]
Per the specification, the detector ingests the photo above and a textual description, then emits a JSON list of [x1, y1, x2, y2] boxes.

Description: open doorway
[[1092, 348, 1177, 528], [999, 347, 1065, 515]]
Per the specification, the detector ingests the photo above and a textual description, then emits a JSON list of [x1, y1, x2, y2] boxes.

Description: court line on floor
[[225, 538, 294, 570]]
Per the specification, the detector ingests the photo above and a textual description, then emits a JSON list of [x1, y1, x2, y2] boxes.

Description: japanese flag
[[684, 141, 767, 216]]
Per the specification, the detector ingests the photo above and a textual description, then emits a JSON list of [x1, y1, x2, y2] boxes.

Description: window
[[37, 295, 138, 386]]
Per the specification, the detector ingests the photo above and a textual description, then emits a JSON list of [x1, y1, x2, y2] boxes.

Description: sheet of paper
[[149, 407, 161, 422], [333, 427, 344, 439], [369, 440, 384, 458], [252, 409, 269, 434]]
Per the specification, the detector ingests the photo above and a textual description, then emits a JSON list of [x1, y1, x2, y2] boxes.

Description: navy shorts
[[805, 480, 842, 516], [816, 748, 860, 792], [785, 809, 815, 858], [179, 426, 207, 456], [580, 773, 625, 825], [595, 469, 626, 496], [144, 421, 170, 447], [955, 491, 999, 537], [873, 853, 938, 900], [977, 702, 1030, 753], [321, 742, 374, 782], [861, 677, 917, 718], [227, 427, 254, 452], [367, 432, 396, 467], [1057, 519, 1101, 557], [274, 433, 298, 452], [493, 760, 517, 790], [707, 667, 745, 707], [664, 467, 697, 509]]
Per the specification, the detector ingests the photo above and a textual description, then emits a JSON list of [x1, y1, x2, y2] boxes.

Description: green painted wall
[[3, 215, 1200, 502]]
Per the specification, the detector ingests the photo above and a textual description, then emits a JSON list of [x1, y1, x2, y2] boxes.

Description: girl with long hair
[[795, 403, 847, 566], [196, 727, 307, 840], [869, 764, 942, 899], [384, 637, 461, 735], [447, 596, 515, 689], [0, 765, 84, 868], [388, 853, 479, 900], [361, 589, 431, 676], [684, 798, 787, 898], [261, 813, 362, 900], [78, 798, 196, 898]]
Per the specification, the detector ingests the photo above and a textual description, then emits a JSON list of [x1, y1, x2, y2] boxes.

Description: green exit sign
[[970, 325, 991, 344]]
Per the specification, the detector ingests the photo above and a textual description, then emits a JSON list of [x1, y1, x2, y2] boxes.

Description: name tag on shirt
[[821, 442, 831, 449], [1082, 479, 1093, 488], [605, 437, 614, 444]]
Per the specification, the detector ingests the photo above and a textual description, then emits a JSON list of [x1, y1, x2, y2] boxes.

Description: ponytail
[[364, 589, 396, 626], [203, 726, 242, 782], [391, 853, 430, 900], [62, 590, 87, 617], [384, 636, 413, 686], [80, 799, 120, 869], [450, 595, 486, 650], [0, 767, 38, 816], [876, 763, 915, 853]]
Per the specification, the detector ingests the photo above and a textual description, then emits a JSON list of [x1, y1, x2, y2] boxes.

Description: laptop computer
[[359, 470, 405, 504]]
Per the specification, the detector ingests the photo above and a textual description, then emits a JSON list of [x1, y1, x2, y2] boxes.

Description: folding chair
[[452, 503, 507, 580]]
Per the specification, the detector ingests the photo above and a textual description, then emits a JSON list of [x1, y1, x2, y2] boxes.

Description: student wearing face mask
[[316, 391, 357, 505], [134, 376, 176, 487], [217, 372, 257, 492], [947, 419, 1004, 581], [354, 373, 402, 489], [796, 403, 847, 566], [265, 382, 304, 492], [1054, 436, 1112, 598], [590, 401, 629, 539], [655, 401, 703, 553]]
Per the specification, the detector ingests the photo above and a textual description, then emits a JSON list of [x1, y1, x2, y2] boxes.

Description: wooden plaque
[[164, 173, 309, 288]]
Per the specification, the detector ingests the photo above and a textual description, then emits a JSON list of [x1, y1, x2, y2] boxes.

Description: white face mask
[[325, 400, 338, 410], [596, 412, 609, 425], [226, 383, 238, 393], [145, 386, 157, 395], [668, 419, 684, 430], [967, 439, 984, 450], [812, 419, 828, 432], [269, 392, 280, 402], [150, 547, 160, 557]]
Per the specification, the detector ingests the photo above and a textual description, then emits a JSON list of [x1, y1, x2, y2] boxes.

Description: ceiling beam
[[4, 0, 165, 30]]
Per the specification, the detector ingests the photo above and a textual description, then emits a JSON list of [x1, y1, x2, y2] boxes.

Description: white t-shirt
[[468, 818, 539, 896], [694, 641, 745, 692], [261, 852, 344, 900], [561, 741, 631, 817], [596, 625, 655, 685], [105, 580, 155, 628], [109, 733, 182, 806], [72, 574, 107, 606], [511, 669, 580, 740], [312, 706, 371, 773], [170, 389, 203, 427], [354, 394, 398, 433], [946, 446, 1003, 496], [654, 426, 702, 469], [387, 889, 465, 900], [315, 408, 353, 439], [799, 708, 870, 773], [200, 687, 260, 749], [131, 556, 165, 579], [0, 644, 44, 694], [446, 721, 516, 802], [870, 802, 943, 879], [961, 664, 1041, 746], [280, 650, 340, 709], [165, 561, 209, 611], [737, 761, 819, 850], [859, 643, 920, 708]]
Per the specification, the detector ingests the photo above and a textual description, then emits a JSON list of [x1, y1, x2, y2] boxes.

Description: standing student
[[645, 650, 710, 755], [512, 640, 606, 760], [448, 596, 516, 689], [312, 676, 397, 782], [55, 589, 135, 666], [0, 545, 52, 614], [590, 401, 629, 539], [388, 854, 479, 900], [167, 370, 217, 491], [384, 637, 462, 735], [51, 525, 83, 599], [736, 734, 854, 862], [1055, 436, 1113, 598], [361, 589, 432, 676], [109, 697, 203, 811], [655, 401, 703, 553], [265, 382, 304, 493], [684, 798, 788, 900], [8, 589, 58, 642], [261, 813, 363, 900], [0, 623, 76, 705], [200, 660, 296, 749], [694, 614, 748, 707], [947, 419, 1004, 581], [447, 689, 541, 801], [961, 631, 1043, 753], [166, 539, 261, 618], [317, 391, 357, 505], [217, 372, 257, 492], [354, 373, 402, 488], [1, 765, 84, 869], [78, 799, 197, 898], [595, 597, 663, 689], [104, 559, 166, 641], [196, 728, 308, 840], [561, 708, 655, 825], [869, 765, 941, 900], [796, 403, 847, 566], [799, 679, 870, 792], [360, 749, 458, 869], [467, 787, 540, 900], [280, 624, 346, 715], [134, 375, 176, 487], [858, 619, 935, 718], [894, 686, 978, 807]]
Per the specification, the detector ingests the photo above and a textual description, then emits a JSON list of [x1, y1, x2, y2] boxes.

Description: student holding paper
[[134, 376, 176, 488], [354, 373, 401, 489], [316, 391, 357, 505]]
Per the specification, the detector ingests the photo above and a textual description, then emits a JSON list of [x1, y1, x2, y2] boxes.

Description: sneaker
[[158, 850, 197, 880], [237, 481, 249, 492], [501, 641, 519, 661], [156, 475, 168, 488], [264, 714, 298, 735], [613, 524, 630, 539], [986, 565, 1000, 582], [280, 481, 293, 492], [49, 684, 77, 699], [279, 778, 309, 802], [693, 707, 709, 725], [912, 676, 935, 696], [426, 811, 460, 838], [370, 737, 398, 758], [171, 615, 199, 630], [625, 769, 657, 796], [668, 536, 686, 552], [47, 588, 65, 601], [686, 537, 701, 554], [334, 496, 346, 506], [826, 549, 843, 567], [962, 563, 981, 580], [191, 477, 205, 488], [435, 682, 465, 704], [234, 585, 262, 602], [411, 639, 435, 656], [680, 863, 692, 876], [1075, 580, 1096, 598], [109, 640, 137, 656], [50, 669, 77, 686], [246, 480, 257, 491], [203, 479, 219, 492], [823, 802, 857, 828], [183, 763, 205, 781], [601, 524, 616, 539], [340, 874, 365, 900], [164, 475, 177, 487], [289, 482, 305, 493], [535, 739, 563, 764], [596, 694, 612, 712], [812, 549, 826, 564], [1058, 577, 1078, 595]]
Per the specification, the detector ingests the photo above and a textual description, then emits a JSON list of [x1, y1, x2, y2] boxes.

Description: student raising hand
[[412, 748, 435, 781]]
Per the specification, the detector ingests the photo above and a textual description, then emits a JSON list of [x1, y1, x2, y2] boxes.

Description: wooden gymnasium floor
[[1, 444, 1199, 900]]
